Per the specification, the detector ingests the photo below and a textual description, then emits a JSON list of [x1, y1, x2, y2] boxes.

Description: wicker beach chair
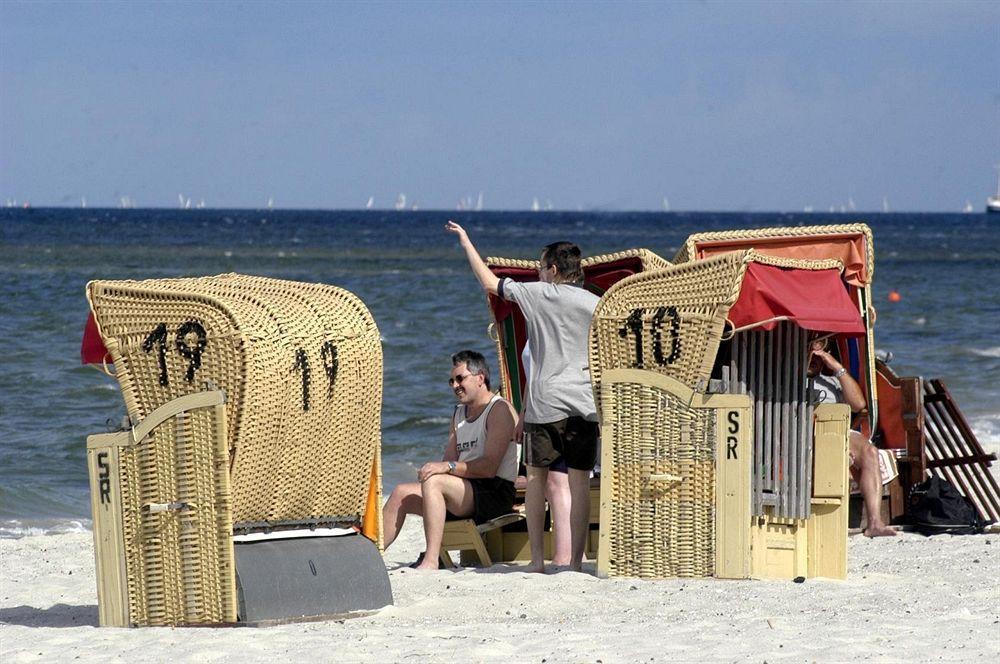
[[590, 241, 869, 580], [84, 273, 389, 625]]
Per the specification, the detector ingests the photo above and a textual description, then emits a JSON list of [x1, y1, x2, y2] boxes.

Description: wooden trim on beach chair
[[439, 513, 525, 568], [874, 360, 926, 523], [922, 379, 1000, 525]]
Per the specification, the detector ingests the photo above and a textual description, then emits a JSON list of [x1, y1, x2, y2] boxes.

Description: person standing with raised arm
[[446, 221, 600, 573]]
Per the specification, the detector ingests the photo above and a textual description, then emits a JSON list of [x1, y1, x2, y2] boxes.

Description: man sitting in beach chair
[[809, 338, 896, 537], [382, 350, 519, 569]]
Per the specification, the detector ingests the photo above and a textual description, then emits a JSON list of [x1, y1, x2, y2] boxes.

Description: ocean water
[[1, 208, 998, 537]]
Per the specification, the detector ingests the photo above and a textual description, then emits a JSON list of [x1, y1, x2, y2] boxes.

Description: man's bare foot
[[524, 563, 546, 574], [413, 561, 442, 571], [863, 524, 897, 537]]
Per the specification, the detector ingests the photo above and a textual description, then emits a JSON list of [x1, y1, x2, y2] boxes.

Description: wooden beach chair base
[[489, 480, 602, 564], [439, 513, 525, 568]]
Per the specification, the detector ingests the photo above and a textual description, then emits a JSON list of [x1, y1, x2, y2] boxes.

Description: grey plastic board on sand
[[235, 534, 393, 623]]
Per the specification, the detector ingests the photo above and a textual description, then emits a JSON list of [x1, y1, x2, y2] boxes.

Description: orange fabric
[[695, 234, 869, 286], [361, 457, 381, 545]]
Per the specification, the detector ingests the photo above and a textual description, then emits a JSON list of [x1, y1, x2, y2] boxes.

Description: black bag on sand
[[907, 476, 989, 536]]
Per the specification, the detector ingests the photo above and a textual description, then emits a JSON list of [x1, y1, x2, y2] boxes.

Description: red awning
[[727, 263, 865, 336], [80, 312, 110, 364]]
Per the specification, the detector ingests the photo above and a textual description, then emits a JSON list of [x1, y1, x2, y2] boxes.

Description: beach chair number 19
[[142, 321, 208, 386], [618, 306, 680, 368], [290, 341, 339, 411]]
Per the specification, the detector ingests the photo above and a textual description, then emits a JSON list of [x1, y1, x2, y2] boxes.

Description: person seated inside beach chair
[[809, 338, 896, 537], [382, 350, 519, 569]]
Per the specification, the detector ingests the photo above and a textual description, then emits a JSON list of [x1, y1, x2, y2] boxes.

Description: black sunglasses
[[448, 373, 475, 387]]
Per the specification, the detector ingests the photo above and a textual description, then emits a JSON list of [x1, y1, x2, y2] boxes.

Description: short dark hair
[[451, 350, 490, 389], [541, 241, 584, 284]]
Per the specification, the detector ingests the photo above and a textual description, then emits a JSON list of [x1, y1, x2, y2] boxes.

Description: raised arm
[[813, 347, 867, 413], [445, 220, 500, 296]]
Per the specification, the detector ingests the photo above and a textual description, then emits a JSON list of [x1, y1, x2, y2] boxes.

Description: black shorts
[[446, 477, 515, 525], [524, 417, 600, 471]]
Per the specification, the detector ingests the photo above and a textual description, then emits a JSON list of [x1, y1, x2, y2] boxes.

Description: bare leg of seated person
[[413, 473, 476, 570], [546, 470, 572, 566], [850, 431, 896, 537], [382, 482, 424, 549]]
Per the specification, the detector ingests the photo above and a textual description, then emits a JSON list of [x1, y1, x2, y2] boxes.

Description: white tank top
[[453, 394, 517, 483]]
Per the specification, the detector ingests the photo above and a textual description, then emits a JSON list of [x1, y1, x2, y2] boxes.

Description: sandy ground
[[2, 515, 999, 664]]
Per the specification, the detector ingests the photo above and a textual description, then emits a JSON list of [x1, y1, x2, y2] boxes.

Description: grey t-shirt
[[500, 278, 600, 423]]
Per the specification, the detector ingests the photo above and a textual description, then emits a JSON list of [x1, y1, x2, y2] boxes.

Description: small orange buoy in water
[[888, 290, 902, 302]]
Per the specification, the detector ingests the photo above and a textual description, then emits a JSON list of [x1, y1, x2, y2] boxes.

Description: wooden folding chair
[[439, 513, 525, 568]]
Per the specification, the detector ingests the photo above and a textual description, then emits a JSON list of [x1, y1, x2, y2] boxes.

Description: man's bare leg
[[567, 468, 592, 571], [414, 474, 475, 570], [382, 482, 424, 549], [546, 471, 572, 566], [850, 432, 896, 537], [525, 465, 550, 573]]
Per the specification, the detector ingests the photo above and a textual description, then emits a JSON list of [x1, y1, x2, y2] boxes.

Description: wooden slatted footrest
[[439, 513, 525, 568]]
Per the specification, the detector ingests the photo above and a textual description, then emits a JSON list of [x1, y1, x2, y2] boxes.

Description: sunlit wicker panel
[[589, 252, 750, 417], [601, 379, 716, 578], [88, 391, 236, 626]]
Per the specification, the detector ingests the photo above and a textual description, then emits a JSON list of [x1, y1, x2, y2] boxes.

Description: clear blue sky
[[2, 1, 998, 212]]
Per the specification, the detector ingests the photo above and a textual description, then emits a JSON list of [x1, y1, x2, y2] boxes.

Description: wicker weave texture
[[601, 379, 716, 578], [590, 251, 750, 413], [119, 401, 236, 625], [88, 273, 382, 525], [486, 247, 671, 273], [674, 223, 874, 282]]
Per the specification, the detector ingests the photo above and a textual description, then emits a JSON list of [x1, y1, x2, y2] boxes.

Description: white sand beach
[[2, 514, 999, 663]]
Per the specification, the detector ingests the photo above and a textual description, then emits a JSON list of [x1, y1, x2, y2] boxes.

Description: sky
[[1, 1, 998, 212]]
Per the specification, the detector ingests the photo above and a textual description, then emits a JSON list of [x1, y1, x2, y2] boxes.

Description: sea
[[1, 208, 998, 538]]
